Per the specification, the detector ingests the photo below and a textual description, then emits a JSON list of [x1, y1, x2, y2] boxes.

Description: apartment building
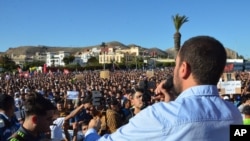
[[46, 51, 70, 67]]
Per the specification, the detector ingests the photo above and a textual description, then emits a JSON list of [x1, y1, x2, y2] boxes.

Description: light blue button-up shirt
[[85, 85, 243, 141]]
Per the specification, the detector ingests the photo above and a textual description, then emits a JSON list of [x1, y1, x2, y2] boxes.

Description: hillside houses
[[8, 45, 171, 68]]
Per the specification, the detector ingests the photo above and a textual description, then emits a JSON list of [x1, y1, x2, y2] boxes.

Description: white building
[[46, 51, 70, 67], [74, 51, 92, 66]]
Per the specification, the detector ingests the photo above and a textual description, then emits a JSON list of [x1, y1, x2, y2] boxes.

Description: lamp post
[[135, 56, 137, 70], [112, 52, 115, 71], [143, 50, 145, 71], [101, 42, 106, 70]]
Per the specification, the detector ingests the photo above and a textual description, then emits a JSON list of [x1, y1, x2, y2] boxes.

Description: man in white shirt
[[50, 103, 86, 141]]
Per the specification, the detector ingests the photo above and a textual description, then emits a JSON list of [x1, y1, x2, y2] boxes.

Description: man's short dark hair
[[0, 94, 14, 111], [82, 94, 92, 104], [179, 36, 227, 85], [24, 92, 56, 116], [243, 105, 250, 115], [131, 87, 144, 98]]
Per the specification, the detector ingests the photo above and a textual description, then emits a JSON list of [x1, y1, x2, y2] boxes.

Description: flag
[[48, 70, 54, 77], [24, 71, 29, 78], [29, 66, 37, 72], [43, 64, 47, 73], [17, 67, 22, 73], [64, 69, 69, 74]]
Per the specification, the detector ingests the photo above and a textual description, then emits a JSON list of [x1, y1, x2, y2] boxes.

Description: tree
[[172, 14, 189, 54], [63, 55, 75, 65], [87, 56, 99, 66], [0, 55, 17, 72], [84, 56, 102, 70], [23, 60, 45, 71]]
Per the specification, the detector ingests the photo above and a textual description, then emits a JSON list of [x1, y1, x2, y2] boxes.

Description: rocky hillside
[[3, 41, 168, 57], [2, 41, 239, 59]]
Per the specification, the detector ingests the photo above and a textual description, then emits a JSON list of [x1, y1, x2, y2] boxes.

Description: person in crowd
[[84, 35, 243, 141], [103, 97, 123, 134], [71, 120, 92, 141], [69, 99, 92, 131], [238, 95, 250, 113], [81, 96, 102, 138], [50, 102, 88, 141], [121, 98, 131, 124], [8, 91, 56, 141], [123, 87, 144, 124], [80, 120, 90, 136], [242, 105, 250, 125], [0, 94, 20, 141], [56, 100, 68, 118]]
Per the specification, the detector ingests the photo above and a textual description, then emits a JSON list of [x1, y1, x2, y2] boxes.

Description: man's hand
[[154, 80, 172, 102], [88, 118, 101, 131]]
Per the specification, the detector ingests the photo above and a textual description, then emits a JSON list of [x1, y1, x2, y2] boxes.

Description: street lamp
[[135, 56, 137, 70], [101, 42, 106, 70], [143, 50, 145, 71]]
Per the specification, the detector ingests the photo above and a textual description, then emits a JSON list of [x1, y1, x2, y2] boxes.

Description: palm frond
[[172, 14, 189, 32]]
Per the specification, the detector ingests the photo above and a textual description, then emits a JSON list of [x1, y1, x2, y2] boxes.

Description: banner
[[67, 91, 79, 99], [146, 70, 154, 78], [100, 70, 110, 79], [64, 69, 69, 74], [75, 74, 84, 80], [218, 81, 241, 94]]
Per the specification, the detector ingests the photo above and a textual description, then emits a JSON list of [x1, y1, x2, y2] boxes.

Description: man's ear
[[31, 115, 37, 124], [180, 61, 191, 79]]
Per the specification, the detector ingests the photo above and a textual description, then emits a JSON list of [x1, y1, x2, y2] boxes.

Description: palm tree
[[172, 14, 189, 54]]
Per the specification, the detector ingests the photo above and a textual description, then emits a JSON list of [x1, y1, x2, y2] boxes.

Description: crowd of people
[[0, 65, 175, 140], [0, 35, 250, 141]]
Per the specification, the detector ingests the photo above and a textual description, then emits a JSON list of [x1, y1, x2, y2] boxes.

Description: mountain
[[2, 41, 239, 59], [5, 46, 83, 56], [3, 41, 130, 56], [148, 47, 169, 57]]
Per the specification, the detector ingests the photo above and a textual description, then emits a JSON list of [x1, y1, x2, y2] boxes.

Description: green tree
[[238, 55, 244, 59], [83, 56, 102, 70], [22, 60, 45, 71], [172, 14, 189, 54], [63, 55, 75, 65], [0, 55, 17, 72], [87, 56, 99, 66]]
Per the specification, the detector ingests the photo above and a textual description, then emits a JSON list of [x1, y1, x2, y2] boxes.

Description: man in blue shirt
[[85, 35, 243, 141], [0, 94, 20, 141]]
